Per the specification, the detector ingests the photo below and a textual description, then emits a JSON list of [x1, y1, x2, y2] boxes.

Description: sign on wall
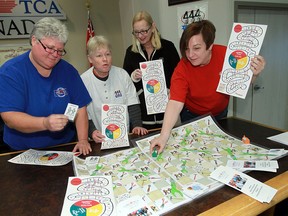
[[0, 44, 30, 65], [177, 1, 208, 38], [0, 0, 66, 39]]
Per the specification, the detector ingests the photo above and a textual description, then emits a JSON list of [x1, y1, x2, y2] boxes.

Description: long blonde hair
[[131, 11, 162, 53]]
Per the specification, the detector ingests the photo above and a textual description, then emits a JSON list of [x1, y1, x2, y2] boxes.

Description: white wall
[[120, 0, 288, 52]]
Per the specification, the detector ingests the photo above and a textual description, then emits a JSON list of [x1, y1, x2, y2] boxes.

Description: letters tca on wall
[[0, 0, 66, 39]]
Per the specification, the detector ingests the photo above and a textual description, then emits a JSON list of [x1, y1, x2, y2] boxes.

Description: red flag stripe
[[86, 11, 95, 67], [86, 12, 95, 44]]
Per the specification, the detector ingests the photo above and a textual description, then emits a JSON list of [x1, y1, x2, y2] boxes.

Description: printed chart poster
[[217, 23, 267, 99], [61, 176, 116, 216], [140, 60, 168, 115], [101, 104, 129, 150], [8, 149, 74, 166]]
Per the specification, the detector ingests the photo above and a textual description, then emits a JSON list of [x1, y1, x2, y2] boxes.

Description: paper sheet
[[267, 132, 288, 146], [101, 104, 129, 149], [61, 176, 116, 216], [210, 165, 277, 203], [8, 149, 74, 166], [226, 160, 279, 172], [140, 60, 168, 115], [217, 23, 267, 99]]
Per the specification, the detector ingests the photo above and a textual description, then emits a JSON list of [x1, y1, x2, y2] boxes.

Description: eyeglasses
[[38, 40, 66, 56], [132, 26, 151, 36]]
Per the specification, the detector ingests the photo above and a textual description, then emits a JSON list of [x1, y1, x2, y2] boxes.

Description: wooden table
[[0, 117, 287, 216]]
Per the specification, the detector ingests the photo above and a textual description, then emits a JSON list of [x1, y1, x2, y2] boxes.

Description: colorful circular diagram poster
[[139, 60, 169, 115], [70, 200, 104, 216], [105, 124, 121, 139], [216, 22, 267, 99], [101, 104, 130, 149], [146, 79, 161, 94], [228, 50, 248, 70], [40, 153, 59, 161]]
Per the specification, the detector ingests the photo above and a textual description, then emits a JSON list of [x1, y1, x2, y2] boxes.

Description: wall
[[2, 0, 287, 73], [120, 0, 288, 53], [0, 0, 124, 73], [119, 0, 233, 55]]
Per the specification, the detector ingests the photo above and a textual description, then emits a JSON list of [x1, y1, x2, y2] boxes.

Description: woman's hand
[[132, 126, 148, 136], [73, 140, 92, 156], [250, 55, 266, 77], [43, 114, 68, 131], [91, 130, 106, 143], [131, 69, 142, 82], [149, 135, 168, 155]]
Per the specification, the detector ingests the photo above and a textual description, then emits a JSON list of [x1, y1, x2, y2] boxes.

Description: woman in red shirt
[[150, 20, 266, 154]]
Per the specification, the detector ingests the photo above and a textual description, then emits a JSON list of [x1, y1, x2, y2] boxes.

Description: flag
[[86, 10, 95, 67], [86, 10, 95, 44]]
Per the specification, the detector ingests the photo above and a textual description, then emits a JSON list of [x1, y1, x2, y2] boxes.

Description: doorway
[[234, 2, 288, 130]]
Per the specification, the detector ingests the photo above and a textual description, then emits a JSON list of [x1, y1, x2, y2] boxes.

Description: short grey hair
[[30, 17, 68, 44], [87, 35, 112, 56]]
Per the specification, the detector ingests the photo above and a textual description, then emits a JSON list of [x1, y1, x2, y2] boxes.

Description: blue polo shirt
[[0, 51, 92, 150]]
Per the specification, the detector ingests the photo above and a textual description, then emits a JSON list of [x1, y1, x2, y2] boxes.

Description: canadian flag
[[86, 10, 95, 44], [86, 10, 95, 67]]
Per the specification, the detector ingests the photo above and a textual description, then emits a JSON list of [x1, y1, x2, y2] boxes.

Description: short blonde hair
[[131, 11, 161, 53], [86, 35, 111, 56]]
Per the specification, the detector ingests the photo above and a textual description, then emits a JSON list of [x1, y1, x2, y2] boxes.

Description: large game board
[[73, 148, 189, 215], [73, 115, 285, 215]]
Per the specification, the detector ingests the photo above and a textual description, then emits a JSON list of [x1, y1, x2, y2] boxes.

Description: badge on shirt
[[64, 103, 79, 121]]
